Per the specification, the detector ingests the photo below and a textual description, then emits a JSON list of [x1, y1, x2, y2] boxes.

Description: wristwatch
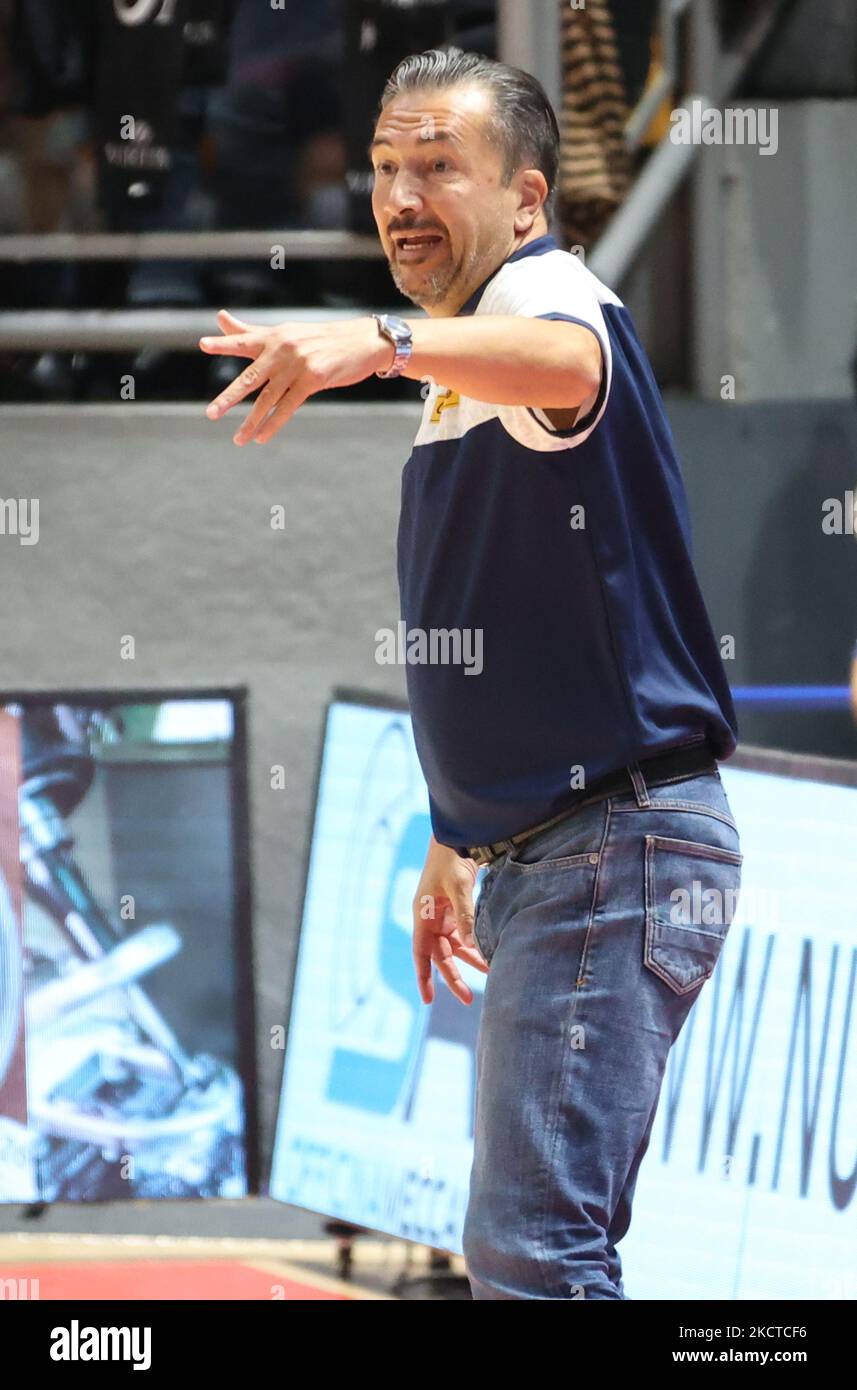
[[373, 313, 414, 378]]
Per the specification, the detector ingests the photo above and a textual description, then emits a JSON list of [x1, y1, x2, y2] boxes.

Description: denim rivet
[[589, 853, 599, 864]]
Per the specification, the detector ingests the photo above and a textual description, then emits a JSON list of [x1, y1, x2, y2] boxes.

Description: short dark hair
[[380, 47, 560, 219]]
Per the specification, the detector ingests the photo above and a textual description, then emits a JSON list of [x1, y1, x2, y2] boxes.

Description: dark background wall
[[670, 396, 857, 757]]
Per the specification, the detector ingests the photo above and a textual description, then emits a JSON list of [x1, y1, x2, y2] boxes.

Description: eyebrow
[[367, 129, 457, 158]]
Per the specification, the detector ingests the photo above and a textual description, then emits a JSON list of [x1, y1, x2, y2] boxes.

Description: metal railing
[[0, 229, 381, 264], [589, 0, 791, 285], [0, 0, 791, 350]]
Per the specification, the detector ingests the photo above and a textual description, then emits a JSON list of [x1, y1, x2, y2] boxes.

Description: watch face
[[386, 317, 408, 345]]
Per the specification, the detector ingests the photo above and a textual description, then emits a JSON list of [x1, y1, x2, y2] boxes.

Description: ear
[[513, 168, 549, 235]]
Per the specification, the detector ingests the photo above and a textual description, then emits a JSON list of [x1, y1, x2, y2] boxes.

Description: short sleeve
[[477, 249, 614, 452]]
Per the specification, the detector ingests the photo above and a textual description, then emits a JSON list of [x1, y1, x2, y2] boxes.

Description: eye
[[374, 160, 395, 177], [432, 158, 451, 173]]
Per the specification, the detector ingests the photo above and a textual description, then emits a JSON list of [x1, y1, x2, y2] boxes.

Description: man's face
[[370, 83, 527, 316]]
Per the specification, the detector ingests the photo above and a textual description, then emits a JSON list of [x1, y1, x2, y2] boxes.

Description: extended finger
[[454, 939, 489, 974], [205, 355, 273, 419], [233, 375, 294, 445], [413, 941, 434, 1006], [199, 332, 259, 358], [213, 308, 258, 343], [252, 379, 312, 442], [444, 919, 488, 973], [433, 935, 473, 1005]]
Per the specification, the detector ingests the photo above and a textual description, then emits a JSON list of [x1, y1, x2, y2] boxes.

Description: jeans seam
[[473, 899, 485, 961], [474, 873, 494, 962], [644, 768, 718, 788], [610, 801, 737, 830], [537, 799, 613, 1297]]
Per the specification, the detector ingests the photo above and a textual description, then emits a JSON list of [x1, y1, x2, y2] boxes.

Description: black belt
[[467, 742, 718, 867]]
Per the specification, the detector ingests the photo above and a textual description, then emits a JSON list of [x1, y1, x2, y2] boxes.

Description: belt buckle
[[470, 844, 496, 867]]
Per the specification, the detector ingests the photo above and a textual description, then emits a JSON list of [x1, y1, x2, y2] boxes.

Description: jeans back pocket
[[644, 834, 743, 995]]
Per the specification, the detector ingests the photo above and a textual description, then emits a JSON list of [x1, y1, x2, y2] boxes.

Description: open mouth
[[393, 231, 445, 258]]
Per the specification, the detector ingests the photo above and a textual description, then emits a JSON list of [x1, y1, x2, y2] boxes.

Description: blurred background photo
[[0, 0, 855, 1308]]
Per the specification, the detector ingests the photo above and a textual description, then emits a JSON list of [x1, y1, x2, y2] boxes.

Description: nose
[[382, 167, 424, 221]]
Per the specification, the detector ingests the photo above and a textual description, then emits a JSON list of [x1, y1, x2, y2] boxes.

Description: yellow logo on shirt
[[430, 389, 460, 423]]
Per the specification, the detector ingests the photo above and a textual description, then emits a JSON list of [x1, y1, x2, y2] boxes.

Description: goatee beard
[[388, 257, 458, 309]]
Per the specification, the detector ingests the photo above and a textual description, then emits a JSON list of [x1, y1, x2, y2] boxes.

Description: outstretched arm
[[199, 308, 602, 446]]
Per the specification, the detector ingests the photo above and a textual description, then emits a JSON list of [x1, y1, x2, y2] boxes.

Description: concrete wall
[[690, 101, 857, 402], [1, 393, 856, 1233]]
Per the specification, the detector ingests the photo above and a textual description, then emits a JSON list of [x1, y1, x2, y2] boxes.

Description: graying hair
[[380, 47, 560, 218]]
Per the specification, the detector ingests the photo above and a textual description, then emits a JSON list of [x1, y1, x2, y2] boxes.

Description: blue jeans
[[464, 761, 742, 1300]]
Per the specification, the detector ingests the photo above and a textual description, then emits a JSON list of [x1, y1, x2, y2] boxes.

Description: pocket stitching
[[643, 834, 741, 995], [611, 801, 738, 831], [647, 834, 743, 866], [505, 849, 600, 875]]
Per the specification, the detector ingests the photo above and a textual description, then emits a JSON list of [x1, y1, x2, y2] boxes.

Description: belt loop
[[627, 760, 651, 807]]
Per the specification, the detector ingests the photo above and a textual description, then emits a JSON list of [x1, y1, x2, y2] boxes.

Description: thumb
[[449, 883, 477, 947], [217, 309, 253, 333]]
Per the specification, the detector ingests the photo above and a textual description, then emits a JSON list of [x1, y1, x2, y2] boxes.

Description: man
[[200, 47, 743, 1301]]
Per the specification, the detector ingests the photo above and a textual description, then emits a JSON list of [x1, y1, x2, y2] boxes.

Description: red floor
[[7, 1259, 351, 1300]]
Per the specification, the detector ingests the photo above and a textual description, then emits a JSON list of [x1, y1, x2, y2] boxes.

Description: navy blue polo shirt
[[396, 232, 738, 855]]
